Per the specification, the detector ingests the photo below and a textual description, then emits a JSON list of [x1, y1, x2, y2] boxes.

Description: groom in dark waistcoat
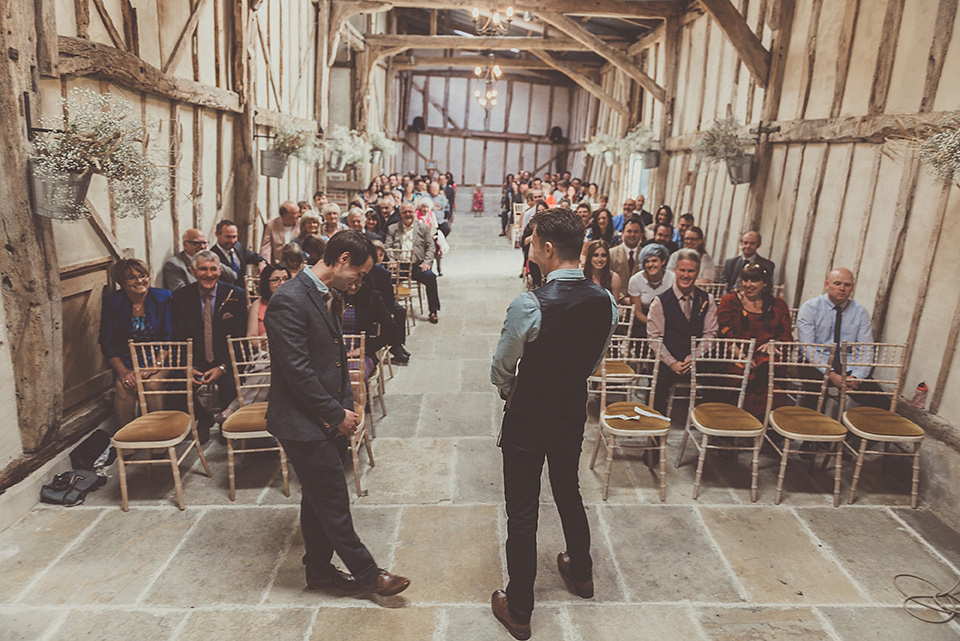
[[490, 207, 617, 640], [646, 248, 719, 416]]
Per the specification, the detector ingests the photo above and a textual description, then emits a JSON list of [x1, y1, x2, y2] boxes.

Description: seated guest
[[310, 190, 327, 215], [575, 202, 593, 234], [346, 208, 365, 232], [584, 208, 621, 247], [634, 194, 652, 228], [364, 211, 384, 242], [667, 225, 715, 283], [163, 228, 236, 291], [796, 267, 886, 408], [611, 198, 636, 232], [300, 234, 326, 266], [645, 204, 673, 240], [260, 201, 302, 264], [369, 241, 409, 364], [429, 180, 452, 237], [293, 212, 322, 264], [721, 230, 775, 293], [646, 248, 718, 416], [212, 219, 265, 284], [584, 240, 622, 302], [342, 274, 397, 380], [717, 263, 792, 418], [247, 264, 291, 337], [298, 201, 311, 216], [627, 244, 674, 337], [415, 196, 439, 233], [673, 213, 694, 245], [641, 222, 679, 254], [385, 202, 441, 323], [321, 202, 347, 237], [171, 250, 248, 441], [279, 242, 305, 277], [379, 194, 400, 231], [609, 217, 644, 304], [522, 200, 549, 286], [99, 258, 173, 428]]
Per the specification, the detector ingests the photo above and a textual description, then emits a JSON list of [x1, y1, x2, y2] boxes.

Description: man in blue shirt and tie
[[490, 207, 617, 640]]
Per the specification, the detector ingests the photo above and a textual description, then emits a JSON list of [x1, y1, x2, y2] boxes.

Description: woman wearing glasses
[[98, 258, 173, 427], [247, 264, 292, 337]]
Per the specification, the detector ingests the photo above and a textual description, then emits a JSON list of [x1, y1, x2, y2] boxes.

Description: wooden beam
[[653, 15, 679, 204], [412, 79, 460, 129], [75, 0, 90, 38], [231, 0, 257, 246], [391, 54, 601, 72], [932, 283, 960, 414], [254, 109, 319, 131], [627, 23, 665, 55], [530, 51, 628, 117], [868, 0, 906, 115], [255, 16, 282, 109], [366, 34, 594, 52], [420, 125, 552, 143], [920, 0, 958, 113], [58, 36, 242, 112], [162, 0, 211, 74], [34, 0, 59, 76], [335, 0, 680, 18], [90, 0, 125, 50], [537, 11, 666, 102], [830, 0, 859, 119], [121, 0, 139, 56], [698, 0, 770, 88]]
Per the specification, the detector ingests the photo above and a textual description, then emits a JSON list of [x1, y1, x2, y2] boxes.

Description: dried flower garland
[[693, 115, 752, 163], [29, 89, 170, 220]]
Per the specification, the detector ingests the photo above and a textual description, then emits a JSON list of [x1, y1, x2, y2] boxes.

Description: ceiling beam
[[537, 10, 665, 101], [699, 0, 770, 88], [330, 0, 681, 19], [391, 54, 601, 72], [366, 34, 595, 51], [530, 51, 628, 117]]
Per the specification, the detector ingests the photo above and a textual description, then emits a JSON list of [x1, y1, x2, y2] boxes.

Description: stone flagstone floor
[[3, 214, 960, 641]]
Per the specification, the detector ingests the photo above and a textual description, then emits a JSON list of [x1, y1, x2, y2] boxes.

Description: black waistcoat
[[509, 278, 612, 416], [659, 287, 709, 361]]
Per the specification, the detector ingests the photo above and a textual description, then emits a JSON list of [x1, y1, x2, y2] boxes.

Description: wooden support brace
[[91, 0, 126, 50], [530, 51, 628, 117], [162, 0, 212, 74], [699, 0, 771, 89]]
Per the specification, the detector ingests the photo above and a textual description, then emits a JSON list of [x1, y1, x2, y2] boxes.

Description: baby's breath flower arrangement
[[368, 130, 398, 157], [272, 124, 323, 163], [326, 125, 371, 170], [617, 124, 655, 157], [693, 115, 752, 163], [29, 88, 169, 220], [585, 132, 619, 159]]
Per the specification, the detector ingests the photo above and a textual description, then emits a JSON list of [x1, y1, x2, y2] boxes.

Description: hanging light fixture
[[471, 6, 513, 36], [473, 53, 503, 110]]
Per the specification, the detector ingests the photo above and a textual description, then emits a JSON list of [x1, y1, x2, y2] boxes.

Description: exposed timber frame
[[529, 51, 628, 118], [698, 0, 770, 88]]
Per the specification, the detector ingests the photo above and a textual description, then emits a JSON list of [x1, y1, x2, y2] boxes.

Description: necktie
[[627, 249, 635, 274], [203, 292, 215, 363], [832, 304, 843, 373], [682, 294, 692, 320], [229, 249, 239, 273]]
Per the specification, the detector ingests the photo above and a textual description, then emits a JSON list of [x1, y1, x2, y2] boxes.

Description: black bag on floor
[[40, 470, 106, 507], [70, 429, 116, 472]]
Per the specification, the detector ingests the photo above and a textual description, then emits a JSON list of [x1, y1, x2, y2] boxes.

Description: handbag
[[70, 428, 116, 472], [39, 470, 106, 507]]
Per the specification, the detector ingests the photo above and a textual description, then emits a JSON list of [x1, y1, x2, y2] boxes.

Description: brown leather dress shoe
[[491, 590, 531, 640], [359, 570, 410, 596], [307, 568, 359, 592], [557, 552, 594, 598]]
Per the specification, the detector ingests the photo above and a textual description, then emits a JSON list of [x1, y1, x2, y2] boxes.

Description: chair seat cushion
[[397, 286, 412, 297], [602, 402, 670, 433], [113, 411, 191, 443], [770, 406, 846, 439], [843, 407, 924, 439], [692, 403, 763, 434], [222, 402, 268, 434], [591, 361, 635, 379]]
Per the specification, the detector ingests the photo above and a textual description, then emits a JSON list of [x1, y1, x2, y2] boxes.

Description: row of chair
[[591, 337, 924, 508]]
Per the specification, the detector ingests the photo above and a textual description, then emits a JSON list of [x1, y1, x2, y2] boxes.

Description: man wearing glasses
[[162, 228, 237, 291]]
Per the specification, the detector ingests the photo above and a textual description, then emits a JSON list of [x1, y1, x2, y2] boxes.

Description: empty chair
[[675, 337, 762, 501], [386, 247, 424, 315], [222, 336, 289, 501], [702, 282, 728, 300], [112, 340, 212, 511], [590, 337, 669, 500], [763, 341, 847, 506], [344, 333, 375, 496], [386, 250, 418, 331], [841, 341, 924, 508]]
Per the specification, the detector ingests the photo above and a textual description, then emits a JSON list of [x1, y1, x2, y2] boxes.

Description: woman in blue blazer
[[98, 258, 173, 427]]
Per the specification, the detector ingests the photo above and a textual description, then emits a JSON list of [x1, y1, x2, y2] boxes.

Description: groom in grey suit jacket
[[264, 230, 410, 597]]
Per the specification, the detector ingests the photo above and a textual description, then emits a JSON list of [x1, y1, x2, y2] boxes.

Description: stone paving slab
[[0, 609, 62, 641], [453, 438, 502, 504], [891, 507, 960, 569], [309, 606, 438, 640], [446, 605, 567, 640], [369, 393, 423, 439], [46, 610, 184, 641], [696, 606, 832, 640], [566, 604, 703, 641], [358, 438, 455, 504], [178, 608, 313, 640], [420, 392, 499, 438], [819, 606, 960, 641]]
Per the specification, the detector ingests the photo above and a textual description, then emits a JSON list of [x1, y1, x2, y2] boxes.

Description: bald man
[[163, 228, 236, 291], [721, 230, 775, 292], [797, 267, 886, 408], [261, 200, 302, 263]]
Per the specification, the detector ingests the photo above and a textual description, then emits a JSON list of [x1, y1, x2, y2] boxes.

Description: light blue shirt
[[300, 266, 330, 297], [490, 268, 619, 399], [796, 294, 874, 379]]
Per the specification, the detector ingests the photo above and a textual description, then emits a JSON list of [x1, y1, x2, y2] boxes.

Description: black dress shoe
[[557, 552, 594, 598], [491, 590, 531, 640], [428, 312, 438, 324], [390, 352, 410, 364], [307, 568, 359, 592]]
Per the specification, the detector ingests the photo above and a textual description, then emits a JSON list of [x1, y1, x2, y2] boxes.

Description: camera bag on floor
[[39, 470, 106, 507]]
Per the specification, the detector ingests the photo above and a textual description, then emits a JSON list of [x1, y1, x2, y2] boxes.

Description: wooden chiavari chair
[[344, 333, 375, 496]]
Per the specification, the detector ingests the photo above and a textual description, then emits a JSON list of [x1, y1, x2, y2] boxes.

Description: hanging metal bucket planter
[[370, 149, 383, 165], [603, 150, 616, 167], [726, 154, 754, 185], [642, 149, 660, 168], [260, 150, 288, 178], [329, 151, 347, 172], [28, 159, 92, 220]]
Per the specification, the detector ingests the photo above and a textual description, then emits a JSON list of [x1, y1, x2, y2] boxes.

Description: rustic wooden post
[[232, 0, 258, 246], [1, 0, 64, 452], [653, 15, 679, 206]]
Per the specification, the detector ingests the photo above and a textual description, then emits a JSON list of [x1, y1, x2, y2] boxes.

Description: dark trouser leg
[[500, 411, 546, 624], [501, 211, 509, 233], [391, 303, 406, 346], [653, 366, 686, 416], [546, 426, 592, 582], [846, 381, 890, 409], [281, 438, 380, 584], [412, 264, 440, 313]]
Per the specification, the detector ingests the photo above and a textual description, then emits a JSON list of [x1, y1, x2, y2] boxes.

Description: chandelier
[[471, 6, 513, 36], [473, 54, 503, 110]]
